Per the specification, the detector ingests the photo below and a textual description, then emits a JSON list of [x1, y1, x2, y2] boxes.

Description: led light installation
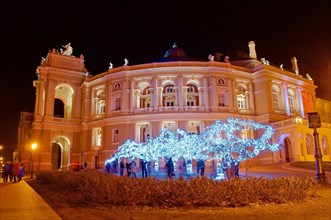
[[106, 117, 280, 180]]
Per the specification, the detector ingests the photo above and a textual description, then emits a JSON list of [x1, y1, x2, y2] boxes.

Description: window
[[237, 95, 245, 109], [288, 89, 295, 113], [166, 101, 174, 107], [115, 98, 121, 110], [113, 129, 119, 143], [93, 128, 102, 148], [187, 86, 194, 93], [219, 93, 225, 106], [165, 86, 174, 93], [187, 101, 194, 106], [305, 134, 314, 155], [272, 87, 280, 110], [322, 136, 328, 155]]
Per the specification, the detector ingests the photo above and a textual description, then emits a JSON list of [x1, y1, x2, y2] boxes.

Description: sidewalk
[[0, 177, 62, 220]]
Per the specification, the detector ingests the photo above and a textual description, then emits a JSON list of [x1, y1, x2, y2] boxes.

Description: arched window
[[236, 84, 246, 110], [93, 127, 102, 148], [164, 85, 174, 93], [305, 134, 314, 155], [272, 85, 281, 111], [321, 136, 329, 155], [54, 98, 65, 118], [288, 89, 296, 113]]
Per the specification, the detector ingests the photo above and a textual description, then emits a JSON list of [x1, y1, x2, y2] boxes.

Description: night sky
[[0, 1, 330, 160]]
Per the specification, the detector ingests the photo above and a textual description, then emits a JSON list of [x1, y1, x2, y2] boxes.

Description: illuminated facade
[[21, 41, 330, 171]]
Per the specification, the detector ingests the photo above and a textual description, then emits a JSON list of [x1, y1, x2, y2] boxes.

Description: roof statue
[[124, 58, 129, 66], [306, 73, 313, 81], [280, 64, 284, 70], [60, 43, 73, 56], [109, 62, 113, 69], [224, 56, 230, 63], [208, 54, 214, 61]]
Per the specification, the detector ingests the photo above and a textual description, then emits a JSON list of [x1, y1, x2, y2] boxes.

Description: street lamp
[[30, 143, 37, 179], [307, 112, 328, 185]]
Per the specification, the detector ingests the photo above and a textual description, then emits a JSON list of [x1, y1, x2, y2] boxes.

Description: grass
[[290, 162, 331, 172]]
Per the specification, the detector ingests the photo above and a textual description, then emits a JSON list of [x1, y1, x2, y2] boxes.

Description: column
[[282, 83, 291, 116], [153, 77, 159, 111], [249, 82, 255, 113], [210, 76, 218, 111], [130, 80, 134, 113], [203, 77, 209, 111], [198, 87, 203, 106], [297, 87, 304, 118], [228, 79, 234, 112], [178, 76, 184, 111]]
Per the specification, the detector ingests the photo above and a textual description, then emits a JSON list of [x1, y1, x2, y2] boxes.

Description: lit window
[[272, 86, 280, 111], [93, 128, 102, 148], [113, 129, 119, 143], [219, 93, 225, 106]]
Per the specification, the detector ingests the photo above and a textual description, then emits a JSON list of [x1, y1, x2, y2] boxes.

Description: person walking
[[7, 162, 13, 182], [2, 162, 8, 182], [13, 160, 21, 183]]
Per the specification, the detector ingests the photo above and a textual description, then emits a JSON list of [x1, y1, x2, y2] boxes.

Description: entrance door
[[51, 143, 62, 170], [284, 138, 291, 162], [95, 156, 99, 169]]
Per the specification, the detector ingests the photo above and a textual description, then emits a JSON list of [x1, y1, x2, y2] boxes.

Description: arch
[[305, 134, 314, 155], [137, 81, 151, 91], [161, 79, 176, 87], [51, 136, 71, 170], [186, 79, 200, 88], [321, 135, 329, 155], [278, 134, 293, 162], [54, 83, 74, 119]]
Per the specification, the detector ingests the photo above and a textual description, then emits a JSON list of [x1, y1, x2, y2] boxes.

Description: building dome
[[164, 43, 187, 58]]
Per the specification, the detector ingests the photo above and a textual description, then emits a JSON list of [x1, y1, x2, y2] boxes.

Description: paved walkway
[[0, 177, 62, 220]]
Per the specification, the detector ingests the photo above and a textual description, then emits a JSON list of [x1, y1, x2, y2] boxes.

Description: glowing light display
[[105, 117, 280, 179]]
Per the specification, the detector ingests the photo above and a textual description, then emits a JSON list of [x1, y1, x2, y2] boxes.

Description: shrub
[[35, 170, 317, 208]]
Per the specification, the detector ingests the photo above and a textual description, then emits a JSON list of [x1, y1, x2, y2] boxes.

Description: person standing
[[120, 160, 125, 176], [140, 159, 148, 178], [126, 161, 132, 177], [131, 160, 137, 178], [199, 160, 205, 176], [2, 163, 8, 182], [165, 157, 174, 179]]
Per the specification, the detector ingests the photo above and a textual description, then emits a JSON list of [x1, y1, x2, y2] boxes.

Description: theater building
[[18, 41, 330, 171]]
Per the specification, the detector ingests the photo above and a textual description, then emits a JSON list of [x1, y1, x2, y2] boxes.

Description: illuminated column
[[174, 88, 179, 106], [210, 76, 218, 111], [282, 83, 291, 116], [203, 77, 209, 111], [198, 87, 203, 106], [178, 76, 184, 111], [33, 80, 43, 118], [228, 79, 234, 111], [136, 90, 141, 109], [153, 77, 159, 111], [249, 83, 255, 113], [297, 87, 305, 118], [158, 87, 163, 108], [130, 80, 134, 113]]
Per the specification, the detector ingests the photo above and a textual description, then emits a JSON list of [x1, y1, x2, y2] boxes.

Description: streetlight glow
[[30, 143, 38, 179]]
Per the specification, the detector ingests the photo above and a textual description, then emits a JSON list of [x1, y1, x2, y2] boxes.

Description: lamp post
[[30, 143, 37, 179], [307, 112, 328, 185]]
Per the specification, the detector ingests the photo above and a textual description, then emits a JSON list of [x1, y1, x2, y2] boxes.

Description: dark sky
[[0, 0, 330, 160]]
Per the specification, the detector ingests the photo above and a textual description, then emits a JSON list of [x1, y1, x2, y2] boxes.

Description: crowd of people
[[1, 160, 25, 183]]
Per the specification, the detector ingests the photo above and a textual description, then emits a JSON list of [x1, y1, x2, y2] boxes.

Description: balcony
[[159, 106, 179, 112], [134, 107, 153, 113]]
